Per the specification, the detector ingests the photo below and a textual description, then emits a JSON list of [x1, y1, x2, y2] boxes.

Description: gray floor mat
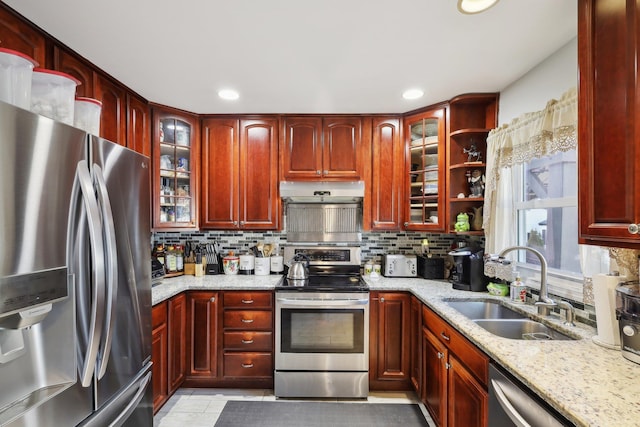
[[214, 401, 429, 426]]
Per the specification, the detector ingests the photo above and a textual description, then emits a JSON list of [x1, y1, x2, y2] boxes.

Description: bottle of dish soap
[[510, 272, 526, 303]]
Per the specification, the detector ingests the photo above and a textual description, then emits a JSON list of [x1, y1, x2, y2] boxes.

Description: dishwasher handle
[[491, 378, 531, 427]]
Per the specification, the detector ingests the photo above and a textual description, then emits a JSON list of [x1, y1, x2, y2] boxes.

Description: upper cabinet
[[403, 107, 447, 231], [0, 5, 47, 66], [201, 117, 279, 230], [369, 117, 404, 231], [152, 107, 199, 230], [578, 0, 640, 248], [446, 94, 498, 235], [127, 93, 151, 157], [281, 116, 364, 181]]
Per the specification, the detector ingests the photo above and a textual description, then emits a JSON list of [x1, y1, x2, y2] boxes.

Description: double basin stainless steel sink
[[444, 299, 576, 341]]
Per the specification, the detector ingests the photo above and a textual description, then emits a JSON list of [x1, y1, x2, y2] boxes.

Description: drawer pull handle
[[440, 332, 450, 341], [242, 299, 254, 304], [241, 318, 254, 323], [241, 339, 254, 344], [242, 363, 254, 368]]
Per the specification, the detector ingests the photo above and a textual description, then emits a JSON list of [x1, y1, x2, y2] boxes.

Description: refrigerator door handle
[[74, 161, 107, 387], [92, 165, 118, 380], [107, 371, 151, 427]]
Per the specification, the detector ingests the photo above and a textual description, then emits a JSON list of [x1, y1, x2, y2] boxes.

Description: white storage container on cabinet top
[[0, 48, 38, 109], [74, 96, 102, 135], [30, 68, 80, 125]]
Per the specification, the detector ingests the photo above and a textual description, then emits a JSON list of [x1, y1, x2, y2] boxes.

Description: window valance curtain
[[482, 87, 577, 253]]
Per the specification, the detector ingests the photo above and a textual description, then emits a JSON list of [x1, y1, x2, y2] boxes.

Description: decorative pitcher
[[470, 206, 483, 231]]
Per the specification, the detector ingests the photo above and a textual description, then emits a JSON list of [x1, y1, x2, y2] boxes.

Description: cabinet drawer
[[224, 331, 273, 351], [223, 310, 273, 330], [223, 353, 273, 378], [223, 291, 272, 309], [152, 302, 167, 329], [423, 306, 488, 387]]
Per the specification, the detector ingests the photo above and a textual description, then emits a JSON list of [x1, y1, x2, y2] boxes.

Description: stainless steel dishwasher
[[489, 364, 574, 426]]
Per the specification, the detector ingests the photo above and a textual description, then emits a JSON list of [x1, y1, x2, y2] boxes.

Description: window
[[514, 149, 580, 274]]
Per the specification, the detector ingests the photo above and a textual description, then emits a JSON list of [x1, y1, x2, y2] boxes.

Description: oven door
[[275, 292, 369, 371]]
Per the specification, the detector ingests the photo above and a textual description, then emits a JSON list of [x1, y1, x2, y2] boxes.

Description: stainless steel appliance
[[275, 246, 369, 398], [0, 101, 152, 426], [616, 282, 640, 364], [488, 363, 571, 426], [382, 254, 417, 277], [280, 181, 364, 243]]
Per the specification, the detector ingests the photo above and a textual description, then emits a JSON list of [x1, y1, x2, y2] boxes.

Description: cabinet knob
[[445, 362, 451, 370], [628, 224, 640, 235], [404, 222, 409, 227], [233, 221, 238, 226], [380, 297, 385, 303], [210, 297, 216, 303], [240, 221, 245, 226], [316, 170, 322, 175], [437, 352, 444, 359]]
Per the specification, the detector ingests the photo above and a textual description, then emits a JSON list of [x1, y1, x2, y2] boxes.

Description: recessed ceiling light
[[218, 89, 239, 100], [457, 0, 499, 14], [402, 89, 424, 100]]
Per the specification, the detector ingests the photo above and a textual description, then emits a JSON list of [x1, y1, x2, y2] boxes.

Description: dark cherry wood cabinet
[[370, 117, 404, 231], [127, 93, 151, 156], [52, 46, 93, 96], [151, 302, 168, 413], [168, 293, 187, 394], [369, 292, 411, 390], [0, 4, 48, 67], [281, 116, 365, 181], [410, 295, 422, 394], [578, 0, 640, 247], [185, 292, 219, 382], [95, 72, 127, 146], [152, 107, 199, 230], [221, 291, 273, 384], [201, 117, 279, 230], [422, 305, 488, 427], [404, 106, 447, 231], [446, 94, 498, 235]]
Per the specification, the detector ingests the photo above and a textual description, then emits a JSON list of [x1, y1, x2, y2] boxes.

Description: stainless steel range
[[274, 246, 369, 398]]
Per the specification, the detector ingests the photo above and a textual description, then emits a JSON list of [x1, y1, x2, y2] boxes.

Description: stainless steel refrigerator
[[0, 101, 152, 426]]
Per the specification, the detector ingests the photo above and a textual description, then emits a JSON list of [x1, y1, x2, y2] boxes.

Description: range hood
[[280, 181, 365, 203], [280, 181, 364, 243]]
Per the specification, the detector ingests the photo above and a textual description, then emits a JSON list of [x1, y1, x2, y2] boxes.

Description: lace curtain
[[482, 87, 578, 254]]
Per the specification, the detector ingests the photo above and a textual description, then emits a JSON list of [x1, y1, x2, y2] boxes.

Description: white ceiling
[[5, 0, 577, 114]]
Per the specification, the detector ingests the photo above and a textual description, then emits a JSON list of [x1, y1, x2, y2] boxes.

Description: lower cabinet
[[168, 293, 187, 394], [410, 295, 422, 394], [422, 305, 488, 427], [186, 291, 220, 382], [221, 291, 274, 385], [151, 301, 168, 413], [182, 290, 274, 388], [369, 292, 411, 390]]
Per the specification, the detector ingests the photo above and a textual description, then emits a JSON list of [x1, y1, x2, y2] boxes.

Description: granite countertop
[[152, 274, 640, 427]]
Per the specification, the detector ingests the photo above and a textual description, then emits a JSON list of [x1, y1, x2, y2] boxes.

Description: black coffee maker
[[449, 247, 488, 291]]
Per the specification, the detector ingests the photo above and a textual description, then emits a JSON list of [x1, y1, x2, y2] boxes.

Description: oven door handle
[[276, 298, 369, 306]]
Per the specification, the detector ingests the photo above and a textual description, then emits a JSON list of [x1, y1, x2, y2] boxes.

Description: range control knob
[[623, 325, 637, 337]]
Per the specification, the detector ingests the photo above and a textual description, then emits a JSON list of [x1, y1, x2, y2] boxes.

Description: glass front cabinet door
[[404, 107, 446, 231], [153, 109, 199, 229]]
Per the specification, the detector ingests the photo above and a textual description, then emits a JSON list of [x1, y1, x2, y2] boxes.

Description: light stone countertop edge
[[152, 274, 640, 427]]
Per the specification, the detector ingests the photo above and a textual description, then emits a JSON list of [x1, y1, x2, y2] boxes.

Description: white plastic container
[[74, 96, 102, 135], [30, 68, 80, 125], [0, 48, 38, 109]]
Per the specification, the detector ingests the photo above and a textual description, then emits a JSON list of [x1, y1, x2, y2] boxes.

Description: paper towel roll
[[592, 273, 625, 349]]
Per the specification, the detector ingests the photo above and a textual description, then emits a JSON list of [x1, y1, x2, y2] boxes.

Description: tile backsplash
[[152, 230, 483, 262]]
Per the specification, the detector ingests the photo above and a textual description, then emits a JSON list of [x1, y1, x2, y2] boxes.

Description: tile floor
[[154, 388, 436, 427]]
